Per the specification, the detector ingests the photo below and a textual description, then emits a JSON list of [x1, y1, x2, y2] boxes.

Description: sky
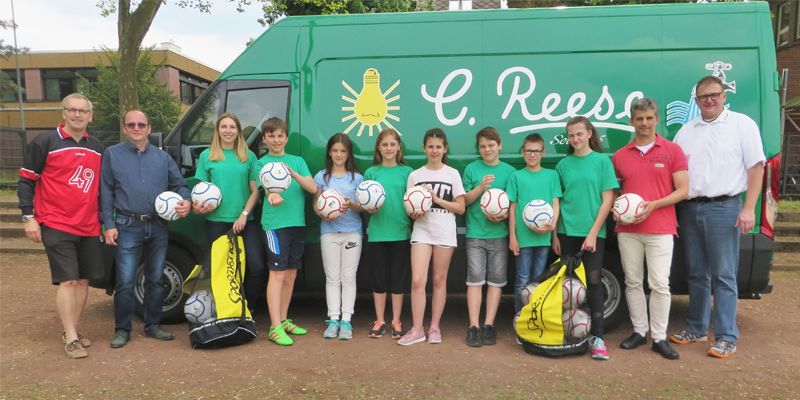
[[0, 0, 268, 72]]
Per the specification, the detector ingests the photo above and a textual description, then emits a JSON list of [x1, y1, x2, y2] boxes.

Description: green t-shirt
[[507, 168, 562, 247], [250, 153, 311, 231], [555, 151, 619, 238], [363, 164, 414, 242], [462, 159, 516, 239], [194, 149, 256, 223]]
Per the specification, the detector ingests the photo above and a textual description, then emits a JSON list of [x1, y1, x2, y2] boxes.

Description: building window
[[41, 69, 97, 101], [179, 72, 209, 105], [796, 1, 800, 41], [776, 1, 792, 48], [1, 69, 26, 102]]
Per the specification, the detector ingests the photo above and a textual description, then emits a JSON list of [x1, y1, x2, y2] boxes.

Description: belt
[[115, 209, 157, 222], [686, 195, 735, 203]]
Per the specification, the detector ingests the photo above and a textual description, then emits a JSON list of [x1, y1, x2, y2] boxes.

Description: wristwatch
[[21, 215, 34, 223], [241, 210, 249, 216]]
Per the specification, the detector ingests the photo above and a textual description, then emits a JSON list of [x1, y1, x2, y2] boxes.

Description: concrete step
[[778, 212, 800, 222], [0, 201, 16, 208], [0, 213, 21, 222], [775, 236, 800, 253], [0, 226, 24, 238], [774, 222, 800, 236], [0, 236, 44, 254], [773, 252, 798, 271]]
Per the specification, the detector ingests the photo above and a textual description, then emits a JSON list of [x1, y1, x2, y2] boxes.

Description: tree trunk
[[116, 0, 161, 141]]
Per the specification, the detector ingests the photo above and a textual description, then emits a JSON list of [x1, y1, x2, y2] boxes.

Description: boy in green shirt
[[250, 117, 317, 346], [462, 127, 516, 347], [507, 133, 562, 313]]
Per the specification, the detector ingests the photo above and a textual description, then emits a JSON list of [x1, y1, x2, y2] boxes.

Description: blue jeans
[[677, 197, 741, 343], [514, 246, 550, 312], [113, 215, 169, 333]]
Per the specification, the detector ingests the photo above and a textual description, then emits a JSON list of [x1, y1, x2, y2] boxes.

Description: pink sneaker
[[397, 327, 426, 346], [590, 336, 610, 360], [427, 328, 442, 344]]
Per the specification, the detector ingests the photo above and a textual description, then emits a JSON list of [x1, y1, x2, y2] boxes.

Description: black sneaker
[[466, 326, 482, 347], [482, 324, 497, 345]]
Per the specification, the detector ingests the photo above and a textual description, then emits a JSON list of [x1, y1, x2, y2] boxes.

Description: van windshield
[[169, 80, 290, 175]]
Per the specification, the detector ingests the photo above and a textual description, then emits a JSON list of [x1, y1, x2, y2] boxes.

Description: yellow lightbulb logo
[[342, 68, 400, 137]]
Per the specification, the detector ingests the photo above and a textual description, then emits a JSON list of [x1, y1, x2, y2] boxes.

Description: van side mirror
[[149, 132, 163, 149]]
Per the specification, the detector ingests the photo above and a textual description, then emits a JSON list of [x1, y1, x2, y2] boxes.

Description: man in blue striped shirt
[[100, 109, 191, 348]]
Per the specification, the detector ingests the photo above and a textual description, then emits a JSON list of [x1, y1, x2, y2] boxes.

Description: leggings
[[369, 240, 410, 294], [558, 234, 605, 338]]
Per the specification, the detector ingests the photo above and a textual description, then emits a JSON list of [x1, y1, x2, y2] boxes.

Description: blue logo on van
[[666, 61, 736, 127]]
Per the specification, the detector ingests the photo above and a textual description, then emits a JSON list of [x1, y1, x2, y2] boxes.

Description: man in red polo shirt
[[611, 97, 688, 360], [18, 93, 104, 359]]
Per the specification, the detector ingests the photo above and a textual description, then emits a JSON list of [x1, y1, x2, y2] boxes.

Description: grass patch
[[780, 199, 800, 212]]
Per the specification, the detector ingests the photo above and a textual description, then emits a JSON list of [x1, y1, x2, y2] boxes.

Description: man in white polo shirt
[[670, 75, 766, 359]]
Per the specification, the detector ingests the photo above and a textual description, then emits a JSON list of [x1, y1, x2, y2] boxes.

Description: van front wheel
[[134, 247, 195, 324]]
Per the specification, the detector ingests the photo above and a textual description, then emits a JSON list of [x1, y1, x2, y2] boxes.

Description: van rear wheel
[[134, 247, 195, 324]]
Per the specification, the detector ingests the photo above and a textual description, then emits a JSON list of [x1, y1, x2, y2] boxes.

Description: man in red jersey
[[18, 93, 104, 359]]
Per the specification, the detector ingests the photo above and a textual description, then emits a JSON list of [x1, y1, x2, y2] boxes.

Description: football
[[155, 191, 183, 221], [258, 162, 292, 193], [403, 186, 433, 215], [521, 281, 540, 306], [191, 181, 222, 211], [480, 188, 510, 219], [562, 308, 591, 340], [613, 193, 645, 224], [523, 199, 554, 230], [562, 278, 587, 309], [355, 180, 386, 212], [315, 189, 348, 220], [184, 289, 216, 324]]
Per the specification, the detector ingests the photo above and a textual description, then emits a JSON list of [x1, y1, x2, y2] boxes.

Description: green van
[[105, 2, 781, 327]]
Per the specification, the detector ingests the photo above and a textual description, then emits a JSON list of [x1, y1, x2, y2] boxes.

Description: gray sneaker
[[669, 330, 708, 345], [144, 326, 175, 341], [481, 324, 497, 346], [110, 330, 130, 348], [708, 340, 737, 358]]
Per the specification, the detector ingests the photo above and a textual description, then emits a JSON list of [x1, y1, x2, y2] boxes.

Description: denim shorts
[[466, 238, 508, 287]]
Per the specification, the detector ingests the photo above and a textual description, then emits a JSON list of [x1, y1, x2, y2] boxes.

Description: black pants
[[369, 240, 410, 294], [558, 234, 605, 338]]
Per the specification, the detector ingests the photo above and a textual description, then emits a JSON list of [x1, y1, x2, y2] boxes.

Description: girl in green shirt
[[363, 128, 413, 340], [192, 113, 264, 311], [554, 116, 618, 361]]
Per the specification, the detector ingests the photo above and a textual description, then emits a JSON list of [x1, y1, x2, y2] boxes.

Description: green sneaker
[[282, 319, 308, 335], [269, 325, 293, 346]]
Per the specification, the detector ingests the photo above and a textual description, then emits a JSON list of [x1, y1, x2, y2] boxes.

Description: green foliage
[[259, 0, 417, 26], [0, 19, 28, 104], [79, 48, 181, 136]]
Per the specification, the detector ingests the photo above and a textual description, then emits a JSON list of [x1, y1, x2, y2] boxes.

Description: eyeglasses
[[695, 92, 723, 102], [63, 108, 91, 115], [523, 149, 544, 156], [124, 122, 149, 129]]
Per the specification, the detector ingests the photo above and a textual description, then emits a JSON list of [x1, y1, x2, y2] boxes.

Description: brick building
[[770, 1, 800, 197], [0, 43, 219, 183]]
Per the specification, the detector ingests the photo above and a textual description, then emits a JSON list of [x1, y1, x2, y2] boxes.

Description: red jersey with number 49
[[18, 125, 104, 236]]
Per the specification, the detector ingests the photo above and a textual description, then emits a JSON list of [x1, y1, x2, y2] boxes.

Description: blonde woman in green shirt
[[192, 113, 264, 311]]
